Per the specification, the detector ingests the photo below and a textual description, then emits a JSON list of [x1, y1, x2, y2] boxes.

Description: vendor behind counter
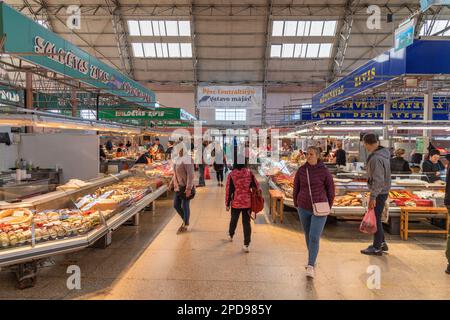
[[390, 148, 412, 174], [422, 149, 446, 183]]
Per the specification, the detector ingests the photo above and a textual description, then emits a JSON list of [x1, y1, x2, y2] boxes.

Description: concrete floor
[[0, 176, 449, 300]]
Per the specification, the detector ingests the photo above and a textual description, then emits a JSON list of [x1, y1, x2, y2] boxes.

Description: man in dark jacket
[[361, 133, 391, 256], [335, 141, 346, 166], [445, 154, 450, 274]]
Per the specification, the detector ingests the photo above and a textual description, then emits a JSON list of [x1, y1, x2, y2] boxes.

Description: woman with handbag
[[293, 146, 335, 279], [225, 161, 259, 252], [172, 145, 195, 234]]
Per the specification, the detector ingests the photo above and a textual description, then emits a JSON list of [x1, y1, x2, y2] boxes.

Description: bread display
[[333, 193, 364, 207], [0, 209, 33, 226]]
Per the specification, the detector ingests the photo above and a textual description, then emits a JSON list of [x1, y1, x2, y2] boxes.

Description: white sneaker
[[305, 265, 315, 279], [227, 235, 233, 242], [242, 245, 250, 253]]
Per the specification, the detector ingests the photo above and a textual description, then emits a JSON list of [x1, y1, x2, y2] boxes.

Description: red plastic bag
[[360, 209, 377, 234], [204, 166, 211, 180]]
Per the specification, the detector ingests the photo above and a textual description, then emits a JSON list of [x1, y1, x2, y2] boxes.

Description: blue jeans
[[174, 193, 191, 225], [298, 208, 327, 266], [198, 164, 205, 186]]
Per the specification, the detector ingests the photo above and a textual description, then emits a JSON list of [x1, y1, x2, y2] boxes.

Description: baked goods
[[0, 209, 33, 225], [333, 193, 364, 207]]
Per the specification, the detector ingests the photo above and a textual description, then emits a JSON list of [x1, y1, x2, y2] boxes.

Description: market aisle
[[87, 175, 450, 300]]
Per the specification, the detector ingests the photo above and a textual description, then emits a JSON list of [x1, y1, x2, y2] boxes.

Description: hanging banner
[[312, 40, 450, 112], [302, 98, 450, 121], [197, 86, 262, 109], [98, 107, 195, 121], [0, 3, 156, 108], [394, 19, 415, 51]]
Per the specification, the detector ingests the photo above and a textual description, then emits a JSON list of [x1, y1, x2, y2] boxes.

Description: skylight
[[420, 19, 450, 36], [272, 20, 337, 37], [127, 20, 192, 37], [270, 43, 333, 58], [132, 43, 192, 58]]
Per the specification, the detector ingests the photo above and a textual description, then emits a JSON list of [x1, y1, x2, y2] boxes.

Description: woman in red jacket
[[293, 146, 335, 279], [226, 161, 259, 252]]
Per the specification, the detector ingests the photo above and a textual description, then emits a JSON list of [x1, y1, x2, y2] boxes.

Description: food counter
[[0, 168, 172, 287], [259, 158, 447, 235], [0, 178, 52, 201]]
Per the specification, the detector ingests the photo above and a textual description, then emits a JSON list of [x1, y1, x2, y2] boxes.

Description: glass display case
[[0, 171, 169, 268], [259, 158, 447, 217]]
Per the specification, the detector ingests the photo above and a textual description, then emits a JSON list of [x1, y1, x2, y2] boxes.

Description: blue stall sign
[[312, 40, 450, 112]]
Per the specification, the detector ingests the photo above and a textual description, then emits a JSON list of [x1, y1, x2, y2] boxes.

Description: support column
[[25, 72, 33, 133], [383, 93, 392, 147], [71, 88, 78, 117], [423, 81, 433, 140]]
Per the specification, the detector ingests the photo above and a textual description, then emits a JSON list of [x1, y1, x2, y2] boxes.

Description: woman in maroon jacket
[[226, 162, 259, 253], [293, 146, 335, 279]]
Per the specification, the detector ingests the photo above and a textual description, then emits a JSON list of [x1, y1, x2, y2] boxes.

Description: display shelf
[[0, 224, 106, 267], [106, 185, 167, 231], [0, 184, 167, 268], [0, 172, 132, 210]]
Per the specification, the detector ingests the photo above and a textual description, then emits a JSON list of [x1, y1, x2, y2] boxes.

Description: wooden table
[[399, 206, 449, 240], [269, 189, 284, 224]]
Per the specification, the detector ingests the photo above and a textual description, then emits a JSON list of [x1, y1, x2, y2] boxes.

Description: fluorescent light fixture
[[322, 126, 383, 131], [396, 126, 450, 130], [0, 114, 141, 134]]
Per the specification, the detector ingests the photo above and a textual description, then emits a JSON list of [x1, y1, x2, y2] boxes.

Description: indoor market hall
[[0, 176, 448, 299]]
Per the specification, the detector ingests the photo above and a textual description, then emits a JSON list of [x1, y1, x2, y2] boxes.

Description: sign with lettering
[[0, 3, 156, 108], [197, 86, 262, 109], [312, 40, 450, 112]]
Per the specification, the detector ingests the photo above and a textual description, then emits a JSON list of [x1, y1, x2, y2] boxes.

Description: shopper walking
[[213, 150, 226, 187], [360, 133, 391, 256], [445, 154, 450, 275], [293, 146, 335, 279], [390, 148, 412, 174], [197, 141, 208, 187], [225, 161, 259, 252], [172, 145, 195, 234]]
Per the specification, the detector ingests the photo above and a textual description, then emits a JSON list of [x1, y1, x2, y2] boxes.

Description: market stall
[[259, 156, 447, 235]]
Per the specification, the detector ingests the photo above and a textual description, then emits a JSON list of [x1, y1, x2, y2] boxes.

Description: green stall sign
[[99, 108, 182, 120]]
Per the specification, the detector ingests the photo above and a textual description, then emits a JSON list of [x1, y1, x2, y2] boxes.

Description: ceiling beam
[[30, 0, 55, 31], [51, 14, 123, 71], [327, 0, 359, 83], [12, 3, 420, 18], [105, 0, 135, 78]]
